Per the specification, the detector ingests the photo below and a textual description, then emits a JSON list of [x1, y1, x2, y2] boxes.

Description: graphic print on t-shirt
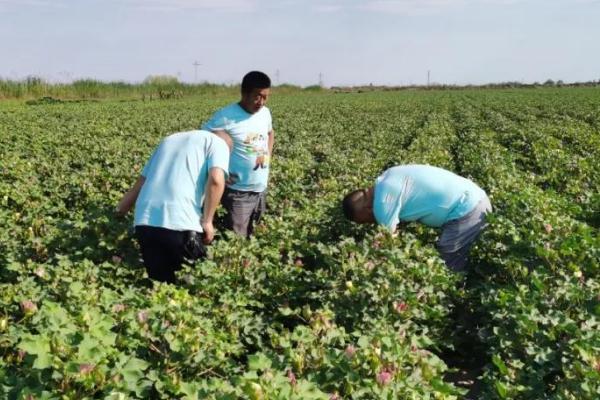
[[243, 132, 267, 155]]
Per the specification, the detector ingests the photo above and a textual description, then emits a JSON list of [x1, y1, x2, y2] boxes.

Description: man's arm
[[268, 129, 274, 156], [116, 176, 145, 215], [201, 167, 226, 244]]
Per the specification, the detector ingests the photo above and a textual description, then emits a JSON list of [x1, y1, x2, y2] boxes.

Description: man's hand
[[114, 205, 127, 218], [116, 176, 145, 216], [226, 172, 240, 186], [201, 220, 215, 244], [201, 167, 225, 244]]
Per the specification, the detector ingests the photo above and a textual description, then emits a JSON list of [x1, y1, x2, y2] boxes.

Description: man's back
[[374, 165, 486, 228], [134, 130, 229, 231]]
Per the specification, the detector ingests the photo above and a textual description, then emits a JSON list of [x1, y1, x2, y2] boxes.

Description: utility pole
[[427, 70, 430, 86], [192, 61, 202, 83], [319, 72, 323, 87], [275, 69, 280, 85]]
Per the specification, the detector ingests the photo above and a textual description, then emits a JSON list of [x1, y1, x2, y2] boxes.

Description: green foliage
[[303, 85, 324, 92], [0, 78, 240, 101], [0, 88, 598, 399], [143, 75, 180, 86]]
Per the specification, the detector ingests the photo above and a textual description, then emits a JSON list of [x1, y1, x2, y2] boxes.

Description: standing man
[[116, 130, 230, 283], [342, 165, 492, 272], [202, 71, 274, 237]]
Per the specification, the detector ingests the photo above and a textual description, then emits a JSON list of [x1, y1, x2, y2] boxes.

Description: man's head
[[342, 187, 376, 224], [240, 71, 271, 114]]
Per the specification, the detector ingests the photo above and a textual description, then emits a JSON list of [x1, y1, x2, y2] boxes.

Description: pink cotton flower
[[20, 300, 38, 315], [79, 363, 95, 374], [394, 301, 408, 313], [112, 303, 126, 313], [398, 329, 406, 341], [137, 310, 149, 324], [376, 370, 393, 386], [345, 344, 356, 359], [287, 369, 297, 386]]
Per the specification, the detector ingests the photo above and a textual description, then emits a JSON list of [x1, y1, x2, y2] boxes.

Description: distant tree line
[[331, 79, 600, 93], [1, 75, 599, 100], [0, 75, 238, 100]]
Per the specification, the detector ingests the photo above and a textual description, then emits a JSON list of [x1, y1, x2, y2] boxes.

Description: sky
[[0, 0, 599, 87]]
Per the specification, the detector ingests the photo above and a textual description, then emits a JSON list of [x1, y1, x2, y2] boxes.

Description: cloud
[[344, 0, 529, 15], [312, 4, 344, 13], [358, 0, 464, 15], [122, 0, 258, 13], [0, 0, 67, 8]]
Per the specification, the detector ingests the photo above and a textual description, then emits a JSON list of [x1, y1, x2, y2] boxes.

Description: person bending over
[[116, 130, 230, 283], [343, 165, 492, 272]]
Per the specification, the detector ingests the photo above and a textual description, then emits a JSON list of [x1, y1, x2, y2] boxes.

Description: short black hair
[[241, 71, 271, 94], [342, 190, 364, 221]]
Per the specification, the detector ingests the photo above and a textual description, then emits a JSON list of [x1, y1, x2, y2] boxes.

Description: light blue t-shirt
[[134, 130, 229, 232], [202, 103, 272, 192], [373, 165, 486, 230]]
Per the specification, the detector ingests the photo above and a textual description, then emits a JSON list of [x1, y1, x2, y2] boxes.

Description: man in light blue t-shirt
[[342, 165, 492, 272], [116, 130, 230, 283], [202, 71, 274, 237]]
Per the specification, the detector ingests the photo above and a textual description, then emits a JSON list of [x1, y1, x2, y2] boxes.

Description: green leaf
[[178, 381, 200, 400], [18, 335, 52, 369], [495, 381, 509, 399], [69, 281, 84, 294], [357, 336, 370, 348], [381, 337, 392, 348], [77, 334, 103, 363], [165, 332, 182, 352], [492, 354, 509, 375], [117, 356, 151, 396], [291, 326, 314, 343], [247, 353, 271, 371], [278, 306, 294, 316]]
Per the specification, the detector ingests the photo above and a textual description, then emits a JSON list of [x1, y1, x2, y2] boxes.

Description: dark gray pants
[[436, 196, 492, 272], [221, 188, 267, 237]]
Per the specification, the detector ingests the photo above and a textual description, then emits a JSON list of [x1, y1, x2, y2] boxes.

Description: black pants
[[135, 226, 206, 283]]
